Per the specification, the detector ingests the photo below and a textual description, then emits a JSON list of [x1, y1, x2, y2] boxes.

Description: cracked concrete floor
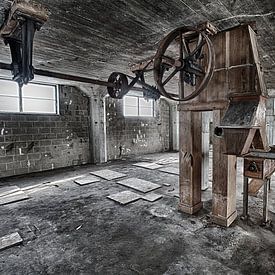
[[0, 152, 274, 274]]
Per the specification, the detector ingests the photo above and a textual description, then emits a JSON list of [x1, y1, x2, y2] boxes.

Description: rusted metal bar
[[263, 178, 269, 223], [0, 62, 115, 87], [241, 176, 249, 220]]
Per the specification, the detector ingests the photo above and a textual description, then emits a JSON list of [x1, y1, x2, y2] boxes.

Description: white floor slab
[[156, 157, 179, 165], [0, 191, 29, 206], [90, 169, 126, 180], [74, 175, 100, 186], [107, 191, 141, 205], [158, 167, 179, 175], [162, 183, 171, 187], [0, 232, 23, 251], [142, 193, 163, 202], [117, 177, 161, 193], [0, 186, 21, 198], [133, 162, 162, 170]]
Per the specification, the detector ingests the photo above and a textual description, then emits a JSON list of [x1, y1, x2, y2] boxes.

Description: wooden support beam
[[211, 110, 237, 227], [178, 110, 203, 214]]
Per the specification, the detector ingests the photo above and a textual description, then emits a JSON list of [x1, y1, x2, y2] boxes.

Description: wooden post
[[178, 110, 203, 214], [212, 110, 237, 227]]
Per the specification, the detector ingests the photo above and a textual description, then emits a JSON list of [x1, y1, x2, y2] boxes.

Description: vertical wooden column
[[178, 110, 203, 214], [212, 110, 237, 227]]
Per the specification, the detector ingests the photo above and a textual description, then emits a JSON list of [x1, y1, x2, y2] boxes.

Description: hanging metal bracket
[[0, 0, 49, 86]]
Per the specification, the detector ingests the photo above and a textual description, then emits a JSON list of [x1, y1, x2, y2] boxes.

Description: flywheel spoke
[[163, 68, 179, 86]]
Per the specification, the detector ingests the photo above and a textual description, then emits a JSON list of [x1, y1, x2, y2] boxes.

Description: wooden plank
[[248, 26, 267, 96], [0, 232, 23, 251], [178, 100, 228, 112], [248, 179, 264, 196]]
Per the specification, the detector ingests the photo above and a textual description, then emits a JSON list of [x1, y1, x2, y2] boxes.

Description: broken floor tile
[[0, 191, 29, 206], [74, 175, 100, 186], [158, 167, 179, 175], [142, 193, 163, 202], [133, 162, 162, 170], [90, 169, 126, 180], [107, 190, 141, 205], [0, 186, 21, 198], [162, 183, 171, 187], [156, 157, 179, 165], [117, 178, 161, 193], [0, 232, 23, 251]]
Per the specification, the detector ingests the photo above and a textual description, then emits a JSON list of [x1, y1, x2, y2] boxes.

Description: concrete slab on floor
[[142, 193, 163, 202], [155, 157, 179, 165], [107, 190, 141, 205], [90, 169, 126, 180], [0, 186, 21, 197], [133, 162, 162, 170], [0, 190, 29, 206], [74, 175, 100, 186], [158, 167, 179, 175], [117, 177, 162, 193], [0, 232, 23, 251]]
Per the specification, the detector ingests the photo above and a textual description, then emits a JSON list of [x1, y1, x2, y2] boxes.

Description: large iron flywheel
[[153, 26, 215, 101]]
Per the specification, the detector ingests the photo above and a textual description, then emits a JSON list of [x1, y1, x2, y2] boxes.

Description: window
[[0, 78, 58, 114], [123, 95, 154, 117]]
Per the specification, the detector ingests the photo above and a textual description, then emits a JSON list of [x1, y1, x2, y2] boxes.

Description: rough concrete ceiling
[[0, 0, 275, 89]]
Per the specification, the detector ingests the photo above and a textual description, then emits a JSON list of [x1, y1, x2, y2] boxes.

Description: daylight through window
[[0, 79, 58, 114], [123, 95, 154, 117]]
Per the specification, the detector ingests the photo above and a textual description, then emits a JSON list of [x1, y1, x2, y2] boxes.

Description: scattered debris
[[107, 190, 141, 205], [76, 224, 83, 231], [0, 232, 23, 251], [117, 177, 161, 193]]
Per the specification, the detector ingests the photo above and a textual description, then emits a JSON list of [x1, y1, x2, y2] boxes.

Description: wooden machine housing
[[178, 23, 268, 226]]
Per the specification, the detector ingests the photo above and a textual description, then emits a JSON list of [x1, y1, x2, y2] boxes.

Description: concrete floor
[[0, 152, 274, 274]]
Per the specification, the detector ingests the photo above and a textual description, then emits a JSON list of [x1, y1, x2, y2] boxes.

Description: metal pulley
[[153, 26, 215, 101], [107, 23, 216, 102]]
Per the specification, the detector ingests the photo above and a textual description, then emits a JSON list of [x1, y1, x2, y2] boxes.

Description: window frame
[[123, 95, 155, 117], [0, 77, 59, 115]]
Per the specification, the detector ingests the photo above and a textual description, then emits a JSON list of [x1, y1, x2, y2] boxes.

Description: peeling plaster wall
[[0, 86, 90, 178], [106, 97, 170, 160]]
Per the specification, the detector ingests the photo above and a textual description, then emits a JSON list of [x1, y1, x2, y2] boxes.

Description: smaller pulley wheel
[[107, 72, 129, 99]]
